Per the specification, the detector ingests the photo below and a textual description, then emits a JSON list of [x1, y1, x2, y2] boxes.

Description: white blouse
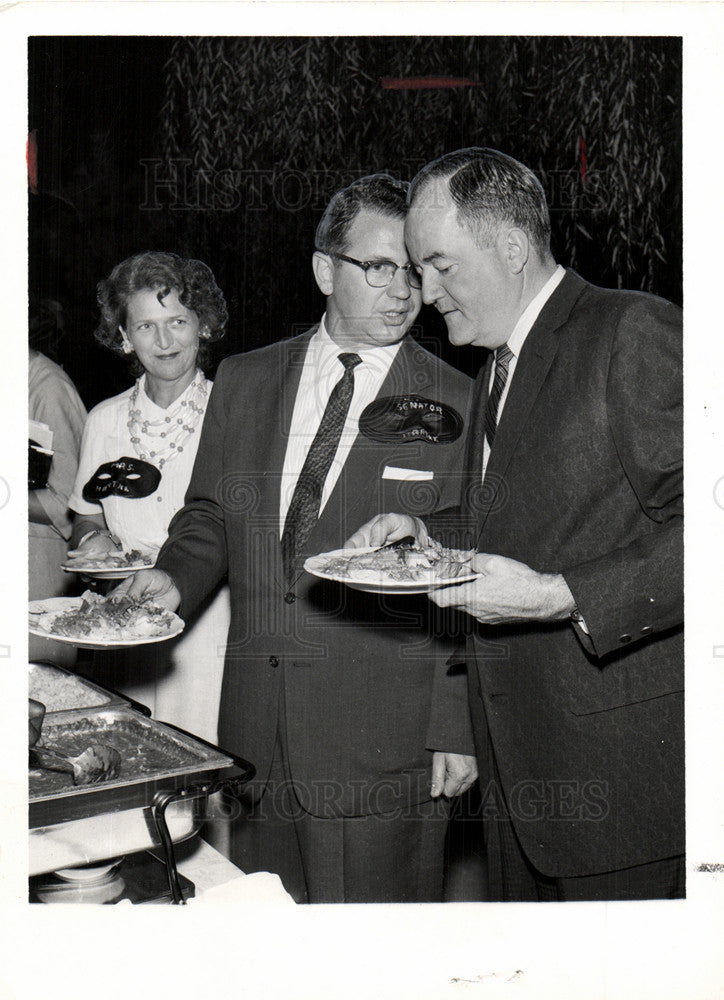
[[69, 373, 210, 556]]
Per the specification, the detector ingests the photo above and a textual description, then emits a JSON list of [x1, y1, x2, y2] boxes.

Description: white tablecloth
[[171, 836, 296, 904]]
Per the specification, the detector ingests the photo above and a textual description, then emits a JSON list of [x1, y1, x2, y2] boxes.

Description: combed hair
[[408, 148, 551, 254], [315, 174, 409, 255], [95, 251, 227, 373]]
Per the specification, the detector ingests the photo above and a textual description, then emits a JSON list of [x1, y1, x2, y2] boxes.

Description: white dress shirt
[[482, 265, 566, 475], [479, 265, 585, 631], [279, 318, 402, 533]]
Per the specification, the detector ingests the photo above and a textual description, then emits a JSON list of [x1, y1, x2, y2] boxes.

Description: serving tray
[[29, 706, 237, 828], [28, 661, 130, 715]]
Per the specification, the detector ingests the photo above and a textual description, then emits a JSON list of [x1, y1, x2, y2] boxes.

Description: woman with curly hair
[[67, 252, 230, 742]]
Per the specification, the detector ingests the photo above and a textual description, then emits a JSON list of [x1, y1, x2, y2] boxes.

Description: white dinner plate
[[303, 546, 479, 595], [28, 597, 184, 649], [61, 559, 155, 580], [54, 859, 124, 883]]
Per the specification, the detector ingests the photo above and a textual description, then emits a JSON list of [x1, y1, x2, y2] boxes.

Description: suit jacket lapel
[[261, 330, 316, 529], [475, 270, 588, 539], [242, 330, 315, 594], [302, 336, 437, 557]]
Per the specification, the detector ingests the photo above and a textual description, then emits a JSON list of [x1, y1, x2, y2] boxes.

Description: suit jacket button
[[269, 656, 279, 668], [284, 592, 296, 604], [619, 634, 632, 644], [640, 625, 653, 635]]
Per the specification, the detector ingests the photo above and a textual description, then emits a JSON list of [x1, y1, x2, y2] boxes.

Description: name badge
[[83, 456, 161, 500], [359, 395, 463, 444]]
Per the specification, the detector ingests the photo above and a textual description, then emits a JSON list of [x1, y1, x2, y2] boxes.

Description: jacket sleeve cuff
[[563, 523, 682, 659]]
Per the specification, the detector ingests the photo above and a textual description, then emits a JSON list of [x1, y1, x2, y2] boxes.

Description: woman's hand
[[66, 529, 122, 560]]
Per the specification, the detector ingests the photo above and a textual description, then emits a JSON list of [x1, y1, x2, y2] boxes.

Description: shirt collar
[[137, 370, 204, 412], [506, 265, 566, 359]]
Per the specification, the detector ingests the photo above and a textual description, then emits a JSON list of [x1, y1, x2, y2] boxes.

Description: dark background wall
[[28, 36, 682, 409]]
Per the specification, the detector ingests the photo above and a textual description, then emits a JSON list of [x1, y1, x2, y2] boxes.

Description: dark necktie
[[484, 344, 514, 449], [281, 352, 363, 580]]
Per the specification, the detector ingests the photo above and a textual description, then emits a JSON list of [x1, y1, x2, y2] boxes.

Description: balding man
[[351, 148, 683, 902]]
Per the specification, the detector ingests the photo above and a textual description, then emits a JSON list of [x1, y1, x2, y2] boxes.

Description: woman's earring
[[119, 326, 133, 354]]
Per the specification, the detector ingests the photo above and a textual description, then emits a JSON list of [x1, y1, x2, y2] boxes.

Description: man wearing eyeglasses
[[122, 174, 477, 902]]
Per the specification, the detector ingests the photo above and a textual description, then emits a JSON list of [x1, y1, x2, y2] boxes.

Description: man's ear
[[504, 228, 530, 275], [313, 251, 335, 296]]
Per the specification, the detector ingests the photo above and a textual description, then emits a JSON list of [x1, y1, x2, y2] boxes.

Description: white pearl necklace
[[127, 371, 208, 469]]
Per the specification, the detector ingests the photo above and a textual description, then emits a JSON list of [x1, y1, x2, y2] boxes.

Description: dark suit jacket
[[450, 270, 683, 877], [156, 330, 474, 817]]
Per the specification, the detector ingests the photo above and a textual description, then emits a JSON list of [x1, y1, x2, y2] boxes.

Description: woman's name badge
[[83, 456, 161, 500]]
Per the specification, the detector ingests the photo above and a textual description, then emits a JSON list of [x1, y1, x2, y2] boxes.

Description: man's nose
[[155, 324, 173, 349], [421, 269, 442, 306], [386, 266, 412, 299]]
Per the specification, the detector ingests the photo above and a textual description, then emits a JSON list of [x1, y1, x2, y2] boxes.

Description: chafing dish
[[30, 706, 237, 827], [29, 704, 251, 880], [28, 661, 130, 715]]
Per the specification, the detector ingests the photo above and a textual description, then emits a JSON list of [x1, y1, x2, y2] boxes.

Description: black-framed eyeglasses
[[329, 252, 422, 289]]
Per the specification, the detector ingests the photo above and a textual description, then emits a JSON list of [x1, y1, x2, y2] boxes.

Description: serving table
[[168, 836, 295, 904], [29, 662, 260, 903]]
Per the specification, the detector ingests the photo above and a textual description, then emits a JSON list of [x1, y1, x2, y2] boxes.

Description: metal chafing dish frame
[[150, 770, 257, 904], [29, 705, 255, 902]]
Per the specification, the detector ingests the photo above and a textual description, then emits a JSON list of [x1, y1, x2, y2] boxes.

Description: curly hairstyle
[[95, 251, 228, 373]]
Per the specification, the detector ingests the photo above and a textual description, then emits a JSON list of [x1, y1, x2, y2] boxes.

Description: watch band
[[78, 528, 121, 548]]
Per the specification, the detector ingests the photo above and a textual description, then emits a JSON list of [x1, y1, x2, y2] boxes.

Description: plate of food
[[61, 548, 155, 579], [304, 538, 478, 594], [28, 592, 183, 649]]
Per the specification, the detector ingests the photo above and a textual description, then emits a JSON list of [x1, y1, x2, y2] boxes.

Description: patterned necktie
[[281, 352, 363, 580], [484, 344, 514, 449]]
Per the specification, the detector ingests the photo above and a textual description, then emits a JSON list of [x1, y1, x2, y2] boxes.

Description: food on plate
[[64, 548, 154, 569], [31, 591, 178, 641], [29, 662, 111, 712], [313, 538, 476, 583]]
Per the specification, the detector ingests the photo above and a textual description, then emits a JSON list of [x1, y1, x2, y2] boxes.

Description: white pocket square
[[382, 466, 434, 481]]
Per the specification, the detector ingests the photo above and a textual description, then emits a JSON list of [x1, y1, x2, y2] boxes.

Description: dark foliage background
[[28, 35, 681, 409]]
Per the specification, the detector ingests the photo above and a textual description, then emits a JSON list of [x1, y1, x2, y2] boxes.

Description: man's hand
[[344, 513, 428, 550], [428, 553, 576, 624], [109, 568, 181, 612], [430, 752, 478, 798]]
